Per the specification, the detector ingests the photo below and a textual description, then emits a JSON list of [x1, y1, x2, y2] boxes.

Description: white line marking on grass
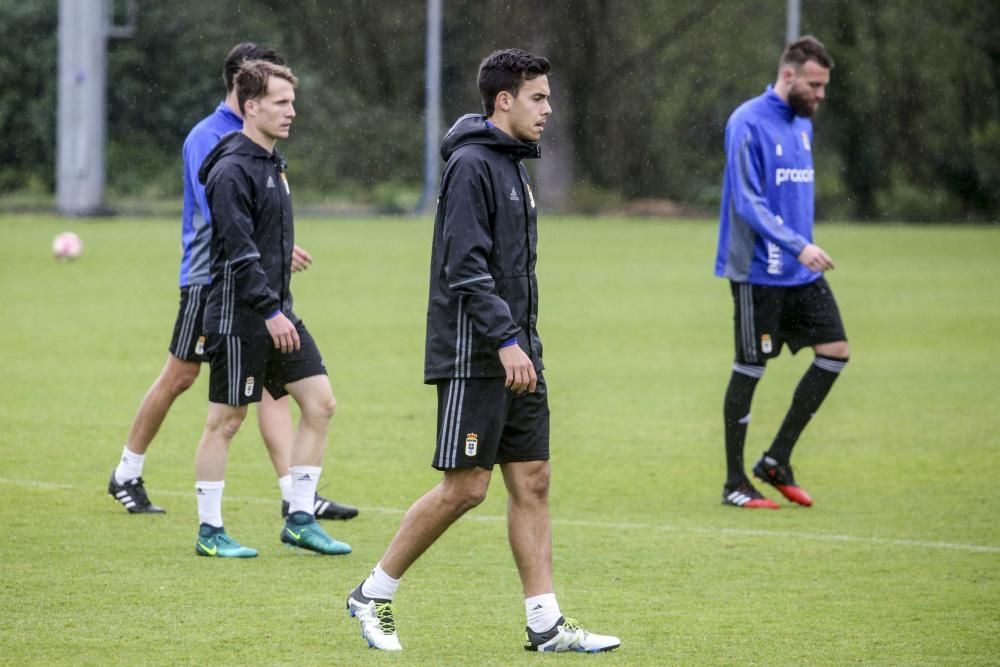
[[5, 477, 999, 554]]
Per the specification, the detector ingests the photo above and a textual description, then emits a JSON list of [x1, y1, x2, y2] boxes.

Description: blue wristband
[[266, 309, 282, 320], [499, 337, 518, 348]]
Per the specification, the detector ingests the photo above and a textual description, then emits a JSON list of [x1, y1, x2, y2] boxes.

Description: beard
[[787, 88, 818, 118]]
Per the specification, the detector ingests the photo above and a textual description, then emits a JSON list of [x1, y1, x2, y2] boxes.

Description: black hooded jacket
[[198, 132, 296, 336], [424, 114, 544, 382]]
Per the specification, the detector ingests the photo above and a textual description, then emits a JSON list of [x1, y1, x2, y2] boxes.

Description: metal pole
[[57, 0, 110, 215], [417, 0, 443, 214], [786, 0, 801, 43]]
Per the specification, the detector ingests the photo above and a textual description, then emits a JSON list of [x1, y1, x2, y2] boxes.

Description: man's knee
[[441, 470, 491, 512], [300, 392, 336, 423], [509, 461, 551, 503], [206, 406, 247, 440], [815, 340, 849, 360], [162, 358, 200, 395]]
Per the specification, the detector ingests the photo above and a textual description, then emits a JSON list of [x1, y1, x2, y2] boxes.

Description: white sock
[[114, 446, 145, 484], [525, 593, 562, 633], [289, 466, 321, 516], [278, 475, 293, 503], [196, 480, 225, 528], [361, 563, 400, 601]]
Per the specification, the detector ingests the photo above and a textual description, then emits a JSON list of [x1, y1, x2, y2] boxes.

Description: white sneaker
[[524, 616, 620, 653], [347, 584, 402, 651]]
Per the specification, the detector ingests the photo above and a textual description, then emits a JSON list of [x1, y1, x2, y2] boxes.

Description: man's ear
[[496, 91, 512, 113]]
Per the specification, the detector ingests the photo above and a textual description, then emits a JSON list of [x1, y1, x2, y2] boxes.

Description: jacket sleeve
[[206, 168, 282, 318], [441, 158, 521, 346], [729, 123, 808, 255]]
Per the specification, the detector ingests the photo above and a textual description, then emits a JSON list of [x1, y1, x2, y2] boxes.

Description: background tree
[[0, 0, 996, 221]]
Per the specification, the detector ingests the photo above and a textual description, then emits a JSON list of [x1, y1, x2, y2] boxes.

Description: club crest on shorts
[[244, 375, 255, 397], [195, 336, 206, 356], [465, 433, 479, 456], [760, 334, 773, 354]]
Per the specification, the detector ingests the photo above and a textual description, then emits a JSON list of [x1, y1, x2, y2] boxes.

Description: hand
[[798, 243, 835, 272], [498, 343, 537, 394], [290, 244, 313, 272], [265, 312, 301, 353]]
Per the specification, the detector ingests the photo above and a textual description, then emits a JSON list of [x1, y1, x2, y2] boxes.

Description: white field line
[[5, 477, 1000, 555]]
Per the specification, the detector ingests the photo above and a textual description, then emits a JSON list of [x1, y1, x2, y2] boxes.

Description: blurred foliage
[[0, 0, 997, 220]]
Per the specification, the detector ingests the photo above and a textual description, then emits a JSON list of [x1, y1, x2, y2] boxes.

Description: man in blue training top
[[715, 35, 849, 510], [107, 43, 356, 523]]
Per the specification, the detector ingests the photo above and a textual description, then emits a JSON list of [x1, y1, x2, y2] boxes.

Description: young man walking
[[193, 59, 349, 557], [346, 48, 620, 653], [715, 36, 849, 509], [107, 43, 356, 523]]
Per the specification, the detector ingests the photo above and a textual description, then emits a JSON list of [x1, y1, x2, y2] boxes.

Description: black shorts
[[731, 277, 847, 364], [169, 285, 209, 362], [432, 373, 550, 471], [206, 320, 327, 406]]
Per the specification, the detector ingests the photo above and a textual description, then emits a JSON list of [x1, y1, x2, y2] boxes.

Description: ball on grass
[[52, 231, 83, 261]]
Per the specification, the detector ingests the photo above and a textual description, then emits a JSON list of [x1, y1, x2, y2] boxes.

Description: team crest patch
[[280, 172, 290, 194], [760, 334, 773, 354], [465, 433, 479, 456], [525, 182, 535, 208], [801, 131, 811, 151], [195, 336, 206, 356], [244, 375, 255, 397], [775, 143, 783, 157]]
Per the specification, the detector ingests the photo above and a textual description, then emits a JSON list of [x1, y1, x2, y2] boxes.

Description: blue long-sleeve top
[[715, 85, 820, 286], [178, 102, 242, 287]]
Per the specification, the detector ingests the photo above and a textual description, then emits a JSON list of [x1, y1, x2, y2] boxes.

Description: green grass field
[[1, 214, 998, 665]]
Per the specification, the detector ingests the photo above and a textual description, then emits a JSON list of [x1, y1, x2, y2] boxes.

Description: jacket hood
[[440, 114, 541, 161], [198, 132, 274, 185]]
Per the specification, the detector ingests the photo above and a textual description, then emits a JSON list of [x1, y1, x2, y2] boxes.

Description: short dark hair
[[780, 35, 834, 70], [223, 42, 285, 92], [235, 60, 298, 114], [477, 48, 551, 116]]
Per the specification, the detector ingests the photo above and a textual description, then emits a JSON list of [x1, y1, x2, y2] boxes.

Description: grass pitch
[[1, 214, 997, 665]]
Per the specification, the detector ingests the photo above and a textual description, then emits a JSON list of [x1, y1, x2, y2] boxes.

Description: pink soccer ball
[[52, 231, 84, 261]]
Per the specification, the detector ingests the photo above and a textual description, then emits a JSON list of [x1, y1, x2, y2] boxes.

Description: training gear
[[723, 366, 764, 486], [347, 583, 402, 651], [280, 512, 351, 555], [722, 480, 779, 509], [195, 524, 257, 558], [433, 374, 550, 471], [524, 616, 621, 653], [108, 471, 165, 514], [281, 494, 358, 520], [769, 355, 847, 461], [716, 86, 818, 286], [205, 323, 326, 407], [753, 454, 813, 506], [424, 113, 543, 383], [730, 279, 848, 364]]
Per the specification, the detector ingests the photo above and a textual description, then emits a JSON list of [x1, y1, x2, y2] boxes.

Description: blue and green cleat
[[280, 511, 351, 555], [195, 524, 258, 558]]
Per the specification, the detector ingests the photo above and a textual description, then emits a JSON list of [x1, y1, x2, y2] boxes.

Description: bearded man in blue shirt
[[715, 36, 849, 510]]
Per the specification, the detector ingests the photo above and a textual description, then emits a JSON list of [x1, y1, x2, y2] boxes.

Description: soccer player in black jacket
[[347, 49, 620, 653], [191, 60, 350, 558]]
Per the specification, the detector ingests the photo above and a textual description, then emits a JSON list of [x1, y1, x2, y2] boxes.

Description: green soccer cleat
[[280, 512, 352, 555], [195, 524, 258, 558]]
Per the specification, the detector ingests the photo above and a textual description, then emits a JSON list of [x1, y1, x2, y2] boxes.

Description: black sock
[[767, 355, 848, 464], [724, 364, 764, 487]]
